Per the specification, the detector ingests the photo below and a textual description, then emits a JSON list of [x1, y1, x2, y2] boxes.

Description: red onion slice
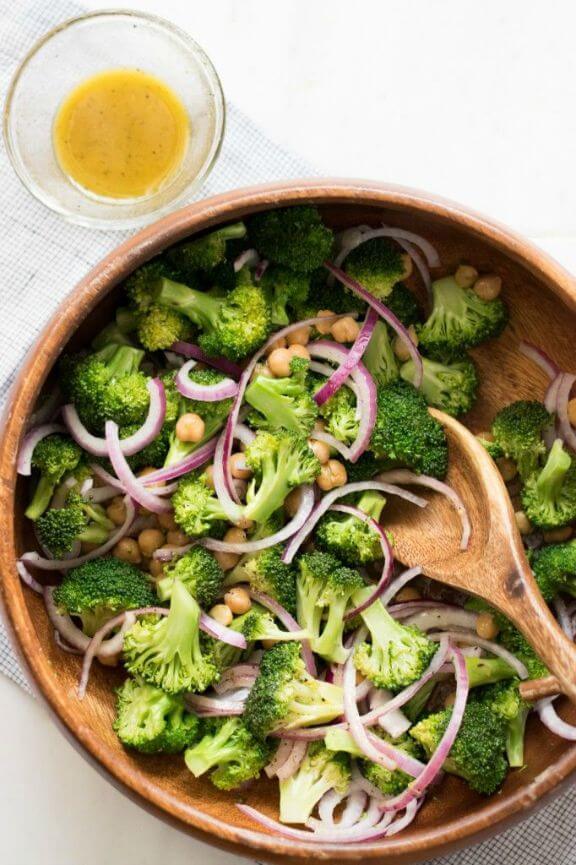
[[44, 587, 90, 652], [275, 740, 308, 781], [17, 561, 43, 594], [314, 309, 379, 405], [234, 248, 260, 272], [282, 481, 427, 564], [171, 341, 242, 379], [265, 738, 297, 779], [135, 437, 218, 487], [553, 597, 575, 641], [106, 421, 172, 514], [518, 341, 559, 379], [255, 259, 269, 281], [545, 373, 562, 415], [176, 359, 239, 402], [402, 608, 479, 633], [368, 689, 412, 738], [185, 694, 246, 716], [537, 697, 576, 740], [427, 630, 529, 679], [17, 423, 66, 476], [379, 567, 423, 608], [21, 496, 136, 571], [556, 373, 576, 451], [214, 663, 259, 695], [324, 504, 393, 620], [249, 589, 316, 676], [377, 470, 471, 551], [62, 378, 166, 458], [199, 611, 247, 649], [153, 544, 193, 562], [324, 263, 423, 388], [392, 236, 431, 301]]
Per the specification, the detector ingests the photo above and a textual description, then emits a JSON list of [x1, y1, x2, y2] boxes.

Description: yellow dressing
[[53, 68, 189, 199]]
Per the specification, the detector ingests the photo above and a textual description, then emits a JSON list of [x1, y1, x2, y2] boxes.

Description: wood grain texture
[[1, 180, 576, 864]]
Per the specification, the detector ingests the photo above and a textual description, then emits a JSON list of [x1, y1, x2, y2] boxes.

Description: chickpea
[[444, 691, 457, 708], [309, 438, 331, 465], [230, 452, 252, 479], [213, 527, 247, 571], [203, 464, 215, 490], [543, 526, 573, 543], [209, 604, 233, 627], [473, 274, 502, 301], [175, 412, 206, 444], [262, 639, 278, 650], [106, 496, 127, 526], [568, 398, 576, 428], [113, 537, 141, 564], [331, 316, 361, 344], [395, 587, 421, 602], [224, 587, 252, 615], [138, 528, 165, 557], [285, 487, 303, 517], [149, 558, 166, 579], [514, 511, 532, 535], [265, 336, 287, 354], [476, 611, 499, 640], [286, 326, 311, 346], [455, 264, 479, 289], [316, 310, 336, 335], [166, 529, 190, 547], [313, 419, 326, 434], [393, 325, 418, 362], [268, 347, 293, 377], [496, 457, 518, 482], [158, 511, 178, 531], [317, 459, 348, 491], [401, 253, 413, 280], [288, 343, 311, 362]]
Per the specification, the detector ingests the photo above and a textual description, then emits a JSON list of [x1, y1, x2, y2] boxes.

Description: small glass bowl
[[3, 10, 225, 230]]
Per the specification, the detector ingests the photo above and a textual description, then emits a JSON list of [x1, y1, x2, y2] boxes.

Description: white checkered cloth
[[1, 2, 574, 863]]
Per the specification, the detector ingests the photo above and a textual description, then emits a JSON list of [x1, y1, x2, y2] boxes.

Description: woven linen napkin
[[1, 2, 574, 863]]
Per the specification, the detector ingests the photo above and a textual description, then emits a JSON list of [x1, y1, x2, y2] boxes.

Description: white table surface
[[2, 1, 576, 863]]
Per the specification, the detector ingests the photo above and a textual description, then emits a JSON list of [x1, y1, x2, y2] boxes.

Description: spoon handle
[[519, 676, 560, 702]]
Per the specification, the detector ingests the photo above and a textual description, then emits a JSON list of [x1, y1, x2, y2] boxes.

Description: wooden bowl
[[2, 180, 576, 864]]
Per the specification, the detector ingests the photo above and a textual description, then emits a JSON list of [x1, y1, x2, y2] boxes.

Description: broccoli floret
[[477, 435, 504, 460], [114, 678, 201, 754], [531, 541, 576, 602], [184, 716, 272, 791], [243, 430, 320, 526], [53, 556, 156, 636], [36, 492, 114, 559], [385, 283, 422, 327], [294, 268, 366, 320], [151, 272, 270, 362], [418, 276, 508, 357], [344, 237, 408, 298], [157, 547, 224, 609], [25, 433, 83, 520], [370, 380, 448, 479], [296, 552, 365, 663], [166, 223, 247, 275], [473, 679, 530, 768], [260, 265, 311, 325], [124, 259, 174, 310], [323, 728, 421, 797], [123, 425, 172, 472], [248, 206, 334, 273], [318, 384, 359, 446], [239, 603, 309, 643], [135, 304, 194, 351], [343, 452, 391, 484], [491, 401, 551, 480], [245, 358, 318, 435], [244, 642, 343, 739], [466, 598, 549, 680], [352, 586, 437, 690], [171, 472, 229, 539], [123, 580, 219, 694], [410, 702, 508, 795], [400, 354, 479, 417], [315, 491, 387, 565], [279, 742, 351, 824], [363, 321, 399, 387], [226, 546, 297, 616], [521, 439, 576, 529], [464, 656, 517, 687]]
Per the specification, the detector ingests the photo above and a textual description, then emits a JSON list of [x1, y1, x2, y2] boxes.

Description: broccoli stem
[[24, 476, 56, 521], [506, 708, 529, 768], [96, 343, 144, 377], [184, 718, 240, 777], [245, 377, 303, 433], [465, 657, 516, 688], [535, 439, 571, 504], [357, 490, 386, 523], [154, 278, 223, 331], [313, 596, 350, 663]]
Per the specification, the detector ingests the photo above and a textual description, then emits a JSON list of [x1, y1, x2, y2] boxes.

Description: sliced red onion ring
[[200, 611, 247, 649], [324, 504, 393, 620], [283, 481, 427, 564], [44, 587, 90, 652], [379, 645, 469, 812], [17, 561, 43, 594], [62, 378, 166, 458], [554, 597, 575, 641], [380, 567, 423, 608], [545, 373, 563, 415], [556, 372, 576, 451], [51, 476, 78, 510], [369, 689, 412, 738], [388, 600, 458, 618], [136, 437, 218, 487], [153, 543, 193, 562], [106, 421, 172, 514], [21, 496, 136, 571], [171, 341, 242, 379], [377, 470, 471, 551], [249, 589, 316, 677], [315, 789, 347, 827], [234, 248, 260, 272], [86, 484, 125, 504], [234, 423, 256, 448], [314, 309, 379, 405], [28, 386, 62, 427], [214, 663, 259, 695], [255, 259, 269, 281], [402, 608, 479, 633], [176, 359, 239, 402], [518, 341, 559, 379], [275, 740, 308, 781], [265, 738, 297, 779], [428, 630, 528, 679], [54, 631, 84, 654], [393, 236, 431, 301], [17, 423, 66, 476], [185, 694, 246, 716], [89, 463, 124, 489], [537, 697, 576, 740], [324, 263, 423, 388]]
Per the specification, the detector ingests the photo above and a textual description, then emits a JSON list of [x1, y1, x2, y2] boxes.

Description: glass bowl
[[3, 10, 225, 230]]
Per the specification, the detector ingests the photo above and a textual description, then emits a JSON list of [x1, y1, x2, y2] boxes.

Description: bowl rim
[[2, 8, 226, 230], [2, 178, 576, 863]]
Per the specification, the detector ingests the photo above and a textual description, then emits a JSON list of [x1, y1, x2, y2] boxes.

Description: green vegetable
[[184, 716, 272, 791], [315, 491, 387, 565], [521, 439, 576, 529], [531, 540, 576, 602], [114, 678, 201, 753], [491, 400, 551, 480], [318, 384, 359, 446], [248, 206, 334, 273], [35, 490, 114, 558], [171, 472, 228, 539], [226, 546, 297, 616], [25, 434, 82, 520], [344, 237, 407, 298], [400, 354, 478, 417], [245, 356, 318, 435], [278, 743, 350, 824], [260, 265, 311, 326], [156, 547, 225, 609], [166, 223, 247, 275], [363, 322, 399, 387]]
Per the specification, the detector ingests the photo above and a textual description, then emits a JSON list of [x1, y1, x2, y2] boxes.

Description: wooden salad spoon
[[382, 408, 569, 703]]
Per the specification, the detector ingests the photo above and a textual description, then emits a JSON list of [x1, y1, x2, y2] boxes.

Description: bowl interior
[[4, 186, 576, 863]]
